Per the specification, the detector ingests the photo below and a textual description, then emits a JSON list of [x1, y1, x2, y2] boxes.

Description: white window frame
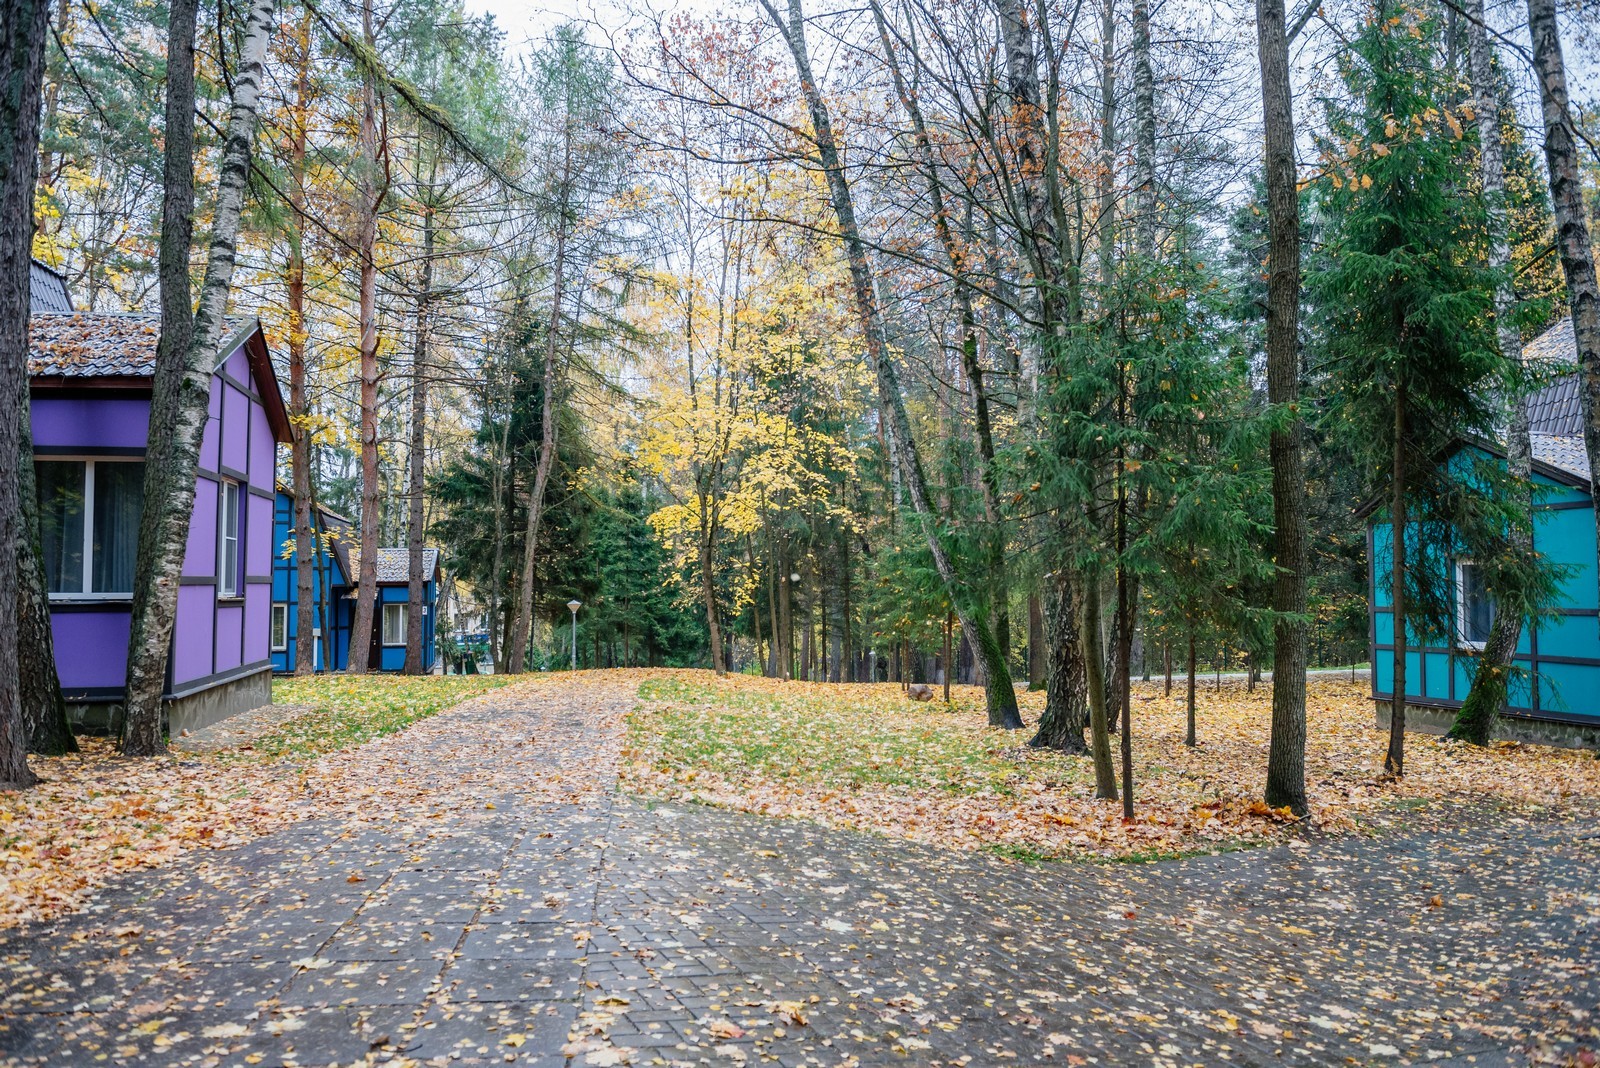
[[1455, 559, 1492, 651], [270, 603, 289, 652], [218, 479, 241, 598], [39, 456, 143, 600], [382, 603, 407, 647]]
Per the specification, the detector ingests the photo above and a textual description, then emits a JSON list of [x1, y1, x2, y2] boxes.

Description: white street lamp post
[[567, 600, 582, 670]]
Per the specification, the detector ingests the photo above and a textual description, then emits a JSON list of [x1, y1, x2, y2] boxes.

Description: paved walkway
[[2, 675, 1596, 1067]]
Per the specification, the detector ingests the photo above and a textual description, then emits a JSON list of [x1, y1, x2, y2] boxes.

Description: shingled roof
[[29, 261, 73, 314], [1523, 319, 1582, 436], [28, 313, 253, 378], [1530, 433, 1590, 483], [346, 546, 440, 586]]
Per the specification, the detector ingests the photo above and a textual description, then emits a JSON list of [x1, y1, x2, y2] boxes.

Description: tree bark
[[1451, 0, 1531, 745], [123, 0, 273, 752], [0, 0, 50, 787], [405, 162, 435, 676], [760, 0, 1022, 728], [507, 214, 566, 674], [1028, 571, 1088, 753], [287, 9, 315, 676], [1525, 0, 1600, 618], [1257, 0, 1310, 814], [21, 401, 73, 754], [1386, 384, 1407, 777], [1185, 625, 1197, 747], [1080, 579, 1119, 798], [345, 0, 385, 674]]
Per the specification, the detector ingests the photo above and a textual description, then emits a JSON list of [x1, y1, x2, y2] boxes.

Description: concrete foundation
[[68, 667, 273, 738], [1375, 702, 1600, 751]]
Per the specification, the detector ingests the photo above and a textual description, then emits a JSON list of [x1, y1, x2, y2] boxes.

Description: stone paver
[[2, 674, 1597, 1067]]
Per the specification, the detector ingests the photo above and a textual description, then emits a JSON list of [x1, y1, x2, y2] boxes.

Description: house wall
[[270, 490, 345, 672], [332, 580, 437, 673], [33, 339, 276, 710], [1369, 469, 1600, 730]]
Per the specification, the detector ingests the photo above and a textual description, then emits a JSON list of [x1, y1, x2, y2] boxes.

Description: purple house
[[28, 269, 293, 733]]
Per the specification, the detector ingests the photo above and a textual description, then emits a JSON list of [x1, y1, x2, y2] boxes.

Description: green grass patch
[[245, 675, 517, 759], [632, 676, 1038, 797]]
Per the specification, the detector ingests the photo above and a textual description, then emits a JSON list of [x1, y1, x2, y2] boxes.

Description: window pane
[[1461, 564, 1495, 644], [220, 482, 239, 595], [36, 461, 85, 594], [91, 462, 144, 594], [383, 604, 405, 645], [271, 604, 288, 650]]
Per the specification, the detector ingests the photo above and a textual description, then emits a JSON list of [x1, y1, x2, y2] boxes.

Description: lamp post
[[567, 600, 582, 670]]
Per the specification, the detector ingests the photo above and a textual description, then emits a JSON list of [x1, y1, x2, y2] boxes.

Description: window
[[219, 480, 240, 597], [270, 603, 289, 652], [36, 459, 145, 596], [382, 603, 407, 646], [1456, 561, 1495, 649]]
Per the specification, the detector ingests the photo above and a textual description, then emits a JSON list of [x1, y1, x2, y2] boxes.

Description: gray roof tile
[[29, 312, 251, 378], [1530, 433, 1590, 484], [29, 261, 73, 314], [348, 546, 440, 585], [1521, 319, 1583, 436]]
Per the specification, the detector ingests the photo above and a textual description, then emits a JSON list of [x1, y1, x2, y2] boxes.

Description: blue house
[[329, 546, 441, 673], [269, 488, 351, 673], [272, 490, 440, 673], [1369, 318, 1599, 746]]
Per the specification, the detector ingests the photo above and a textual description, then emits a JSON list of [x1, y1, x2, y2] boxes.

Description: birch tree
[[122, 0, 276, 753]]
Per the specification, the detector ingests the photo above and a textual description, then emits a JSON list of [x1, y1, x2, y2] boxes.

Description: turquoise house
[[1368, 319, 1600, 744]]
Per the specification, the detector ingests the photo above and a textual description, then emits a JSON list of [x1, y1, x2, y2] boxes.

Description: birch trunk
[[1256, 0, 1310, 814], [1451, 0, 1532, 745], [122, 0, 274, 752], [760, 0, 1023, 728], [1525, 0, 1600, 612], [345, 0, 384, 674]]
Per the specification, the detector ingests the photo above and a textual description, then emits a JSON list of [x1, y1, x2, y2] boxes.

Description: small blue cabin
[[1368, 318, 1599, 745], [329, 547, 440, 672], [272, 489, 440, 673], [270, 489, 351, 672]]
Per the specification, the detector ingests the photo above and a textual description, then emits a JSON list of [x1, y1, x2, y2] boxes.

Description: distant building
[[269, 488, 352, 672], [1368, 318, 1599, 747], [28, 264, 293, 732]]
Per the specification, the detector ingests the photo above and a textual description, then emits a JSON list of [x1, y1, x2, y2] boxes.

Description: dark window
[[1457, 561, 1495, 647], [36, 460, 144, 596]]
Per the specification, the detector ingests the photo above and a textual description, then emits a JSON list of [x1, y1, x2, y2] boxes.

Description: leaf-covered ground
[[0, 674, 513, 931], [622, 672, 1600, 860]]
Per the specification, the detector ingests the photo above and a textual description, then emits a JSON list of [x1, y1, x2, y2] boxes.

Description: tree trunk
[[1257, 0, 1310, 814], [1386, 385, 1407, 777], [701, 523, 724, 675], [1185, 626, 1197, 747], [0, 0, 50, 786], [1028, 571, 1088, 753], [405, 172, 435, 676], [761, 0, 1021, 728], [123, 0, 273, 751], [1452, 0, 1531, 745], [1080, 579, 1119, 798], [345, 0, 385, 675], [1028, 593, 1046, 689], [508, 171, 570, 674], [21, 402, 73, 754], [1525, 0, 1600, 614], [287, 10, 315, 676]]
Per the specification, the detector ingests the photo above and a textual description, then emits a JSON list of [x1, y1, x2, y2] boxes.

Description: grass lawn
[[622, 672, 1600, 860], [252, 674, 517, 759]]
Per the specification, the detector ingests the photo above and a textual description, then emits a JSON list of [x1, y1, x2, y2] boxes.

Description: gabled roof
[[29, 312, 294, 444], [348, 546, 441, 586], [30, 261, 73, 314], [1529, 433, 1590, 484], [1524, 318, 1583, 436]]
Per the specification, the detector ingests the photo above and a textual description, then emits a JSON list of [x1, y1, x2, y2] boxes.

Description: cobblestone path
[[1, 674, 1596, 1067]]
